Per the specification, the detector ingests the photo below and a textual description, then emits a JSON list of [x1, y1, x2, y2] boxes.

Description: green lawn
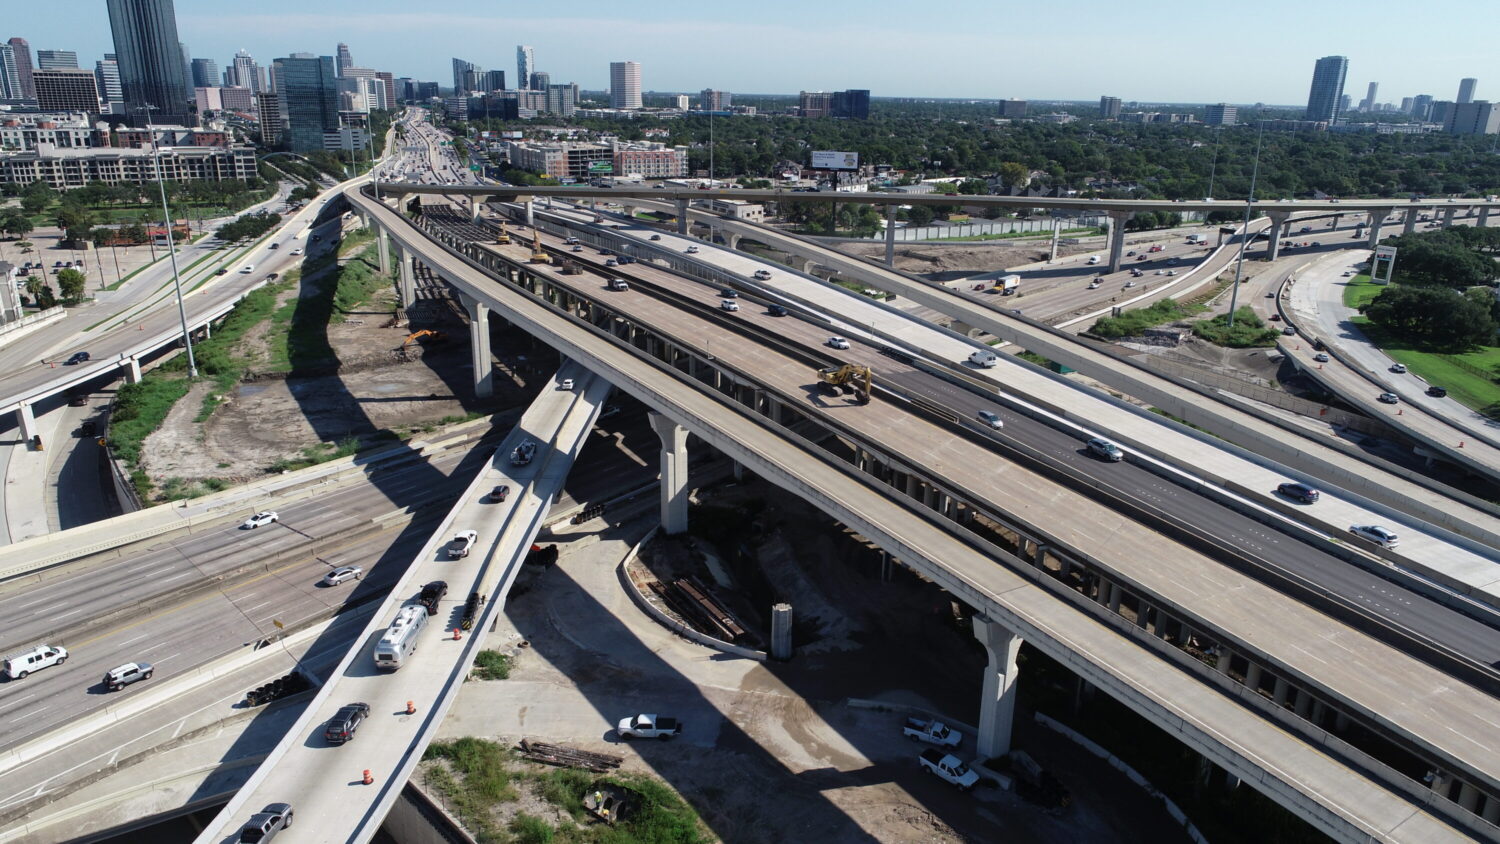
[[1340, 274, 1384, 310], [1355, 318, 1500, 419]]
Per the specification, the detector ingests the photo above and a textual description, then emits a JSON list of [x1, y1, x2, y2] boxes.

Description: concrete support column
[[1272, 676, 1290, 707], [1456, 781, 1480, 812], [1404, 211, 1419, 235], [1106, 211, 1133, 273], [649, 412, 690, 535], [1482, 791, 1500, 823], [885, 205, 898, 267], [1244, 663, 1263, 692], [677, 198, 689, 235], [798, 258, 814, 274], [458, 292, 493, 398], [399, 249, 415, 307], [1265, 210, 1291, 260], [1215, 647, 1234, 676], [727, 232, 741, 249], [1294, 690, 1315, 719], [1479, 208, 1491, 229], [973, 614, 1024, 759], [1108, 585, 1122, 614], [377, 227, 391, 276], [15, 402, 38, 446], [122, 356, 142, 384], [1443, 207, 1457, 228], [524, 200, 535, 227], [1367, 207, 1393, 249]]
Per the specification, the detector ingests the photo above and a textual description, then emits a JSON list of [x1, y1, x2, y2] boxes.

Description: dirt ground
[[832, 239, 1095, 280], [138, 264, 551, 487]]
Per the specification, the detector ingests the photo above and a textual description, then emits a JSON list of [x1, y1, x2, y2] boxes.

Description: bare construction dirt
[[832, 239, 1096, 281]]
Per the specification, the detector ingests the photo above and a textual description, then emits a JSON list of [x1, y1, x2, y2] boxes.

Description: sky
[[12, 0, 1497, 105]]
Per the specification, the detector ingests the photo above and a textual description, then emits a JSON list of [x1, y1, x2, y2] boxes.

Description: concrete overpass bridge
[[230, 185, 1498, 842]]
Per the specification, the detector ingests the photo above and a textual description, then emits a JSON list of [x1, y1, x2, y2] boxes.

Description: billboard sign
[[811, 150, 860, 171], [1372, 244, 1398, 284], [587, 160, 614, 174]]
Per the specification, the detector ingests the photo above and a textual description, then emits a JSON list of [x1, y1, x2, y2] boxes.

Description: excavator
[[529, 238, 552, 265], [494, 223, 511, 245], [399, 329, 445, 350], [817, 364, 873, 404]]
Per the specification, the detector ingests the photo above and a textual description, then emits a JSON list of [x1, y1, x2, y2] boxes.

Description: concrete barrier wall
[[616, 526, 768, 662], [1034, 712, 1210, 844], [0, 307, 65, 350], [385, 782, 476, 844]]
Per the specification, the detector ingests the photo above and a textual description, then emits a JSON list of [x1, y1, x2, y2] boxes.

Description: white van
[[968, 349, 999, 368], [1087, 255, 1101, 265], [373, 605, 427, 670], [4, 644, 68, 679]]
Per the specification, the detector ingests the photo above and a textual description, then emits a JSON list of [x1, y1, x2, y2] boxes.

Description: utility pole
[[137, 106, 199, 377], [1225, 126, 1265, 330]]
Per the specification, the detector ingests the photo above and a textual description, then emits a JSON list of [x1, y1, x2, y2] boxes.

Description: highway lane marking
[[53, 608, 84, 619], [8, 707, 44, 723], [117, 633, 147, 646], [241, 599, 274, 613]]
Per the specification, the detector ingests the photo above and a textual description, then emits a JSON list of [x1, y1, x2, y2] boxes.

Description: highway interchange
[[0, 106, 1497, 840]]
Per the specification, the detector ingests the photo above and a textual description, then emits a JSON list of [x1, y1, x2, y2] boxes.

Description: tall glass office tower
[[106, 0, 191, 126], [1305, 55, 1348, 123]]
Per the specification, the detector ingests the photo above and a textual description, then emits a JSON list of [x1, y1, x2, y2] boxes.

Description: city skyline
[[8, 0, 1495, 104]]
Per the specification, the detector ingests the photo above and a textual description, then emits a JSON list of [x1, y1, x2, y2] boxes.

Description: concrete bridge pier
[[398, 248, 415, 307], [725, 230, 741, 250], [1443, 206, 1457, 228], [1264, 210, 1291, 260], [1106, 211, 1134, 273], [649, 412, 690, 534], [676, 198, 689, 235], [457, 292, 493, 398], [973, 614, 1024, 759], [885, 205, 898, 267], [524, 200, 535, 228], [1366, 207, 1393, 249], [1404, 211, 1418, 235], [15, 402, 38, 447], [1480, 208, 1491, 229], [377, 227, 391, 276], [121, 355, 142, 384]]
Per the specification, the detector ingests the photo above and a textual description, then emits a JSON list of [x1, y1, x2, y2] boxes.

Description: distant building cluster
[[504, 138, 688, 181], [797, 89, 869, 119]]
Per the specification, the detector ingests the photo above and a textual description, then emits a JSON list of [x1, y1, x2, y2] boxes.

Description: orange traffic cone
[[363, 769, 374, 785], [406, 700, 416, 714], [452, 627, 462, 641], [1459, 441, 1465, 449]]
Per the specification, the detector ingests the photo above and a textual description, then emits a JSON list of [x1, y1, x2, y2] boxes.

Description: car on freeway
[[1349, 524, 1399, 548], [685, 245, 699, 254], [240, 265, 254, 274], [1086, 437, 1123, 462], [419, 580, 448, 615], [1276, 482, 1321, 504], [720, 299, 739, 311], [237, 803, 294, 842], [1312, 241, 1321, 247], [827, 336, 851, 350], [1088, 280, 1102, 289], [323, 702, 371, 744], [1282, 327, 1296, 335], [242, 511, 279, 529], [650, 234, 662, 241], [1268, 314, 1282, 321], [754, 269, 773, 280], [1313, 352, 1330, 362], [216, 267, 229, 275], [1300, 226, 1312, 233], [510, 440, 537, 466], [1389, 363, 1407, 373], [559, 378, 575, 390], [1124, 280, 1136, 288], [65, 351, 90, 365], [976, 410, 1003, 430], [488, 484, 511, 503], [604, 258, 618, 267], [1342, 271, 1353, 277], [1427, 386, 1448, 398], [103, 661, 154, 691], [445, 529, 479, 559], [1378, 392, 1400, 404], [289, 247, 303, 255], [1166, 270, 1177, 276], [321, 566, 362, 586]]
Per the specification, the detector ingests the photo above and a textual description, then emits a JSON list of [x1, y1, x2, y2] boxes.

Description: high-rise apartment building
[[107, 0, 192, 126], [530, 71, 549, 92], [700, 89, 730, 111], [376, 71, 395, 108], [1399, 96, 1414, 114], [831, 89, 869, 119], [1458, 78, 1478, 104], [230, 50, 262, 95], [95, 56, 123, 105], [1204, 103, 1237, 126], [0, 44, 20, 100], [273, 54, 337, 151], [1411, 94, 1434, 121], [451, 58, 480, 96], [190, 57, 217, 89], [33, 69, 99, 112], [1359, 81, 1378, 112], [998, 99, 1027, 119], [517, 45, 534, 91], [36, 50, 79, 70], [1099, 95, 1122, 119], [6, 38, 34, 99], [257, 91, 281, 144], [544, 83, 577, 117], [1447, 100, 1500, 135], [609, 61, 641, 109], [674, 94, 689, 110], [482, 69, 506, 93], [335, 43, 353, 77], [1305, 55, 1348, 123]]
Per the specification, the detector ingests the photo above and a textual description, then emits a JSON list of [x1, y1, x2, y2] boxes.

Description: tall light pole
[[1206, 125, 1222, 200], [138, 106, 198, 377], [1225, 125, 1265, 330], [366, 113, 380, 201]]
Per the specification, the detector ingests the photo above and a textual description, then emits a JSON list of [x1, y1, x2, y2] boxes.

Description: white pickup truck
[[903, 717, 961, 747], [616, 714, 682, 741], [919, 748, 979, 791]]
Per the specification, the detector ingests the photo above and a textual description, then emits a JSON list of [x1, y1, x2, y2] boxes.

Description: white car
[[239, 265, 254, 274], [685, 245, 699, 254], [242, 511, 279, 529], [1088, 280, 1102, 289], [321, 566, 363, 586], [827, 336, 851, 350], [446, 530, 479, 559], [1349, 525, 1399, 548], [753, 269, 773, 280], [720, 299, 739, 311], [1389, 363, 1407, 374], [290, 248, 304, 256], [559, 378, 575, 390]]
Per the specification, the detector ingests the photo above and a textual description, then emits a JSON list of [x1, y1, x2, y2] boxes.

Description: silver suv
[[1086, 437, 1123, 462]]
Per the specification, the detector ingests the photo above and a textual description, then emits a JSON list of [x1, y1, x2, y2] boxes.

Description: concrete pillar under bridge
[[457, 291, 494, 398], [470, 195, 491, 222], [1404, 210, 1419, 236], [1106, 210, 1134, 273], [973, 614, 1024, 759], [1480, 207, 1491, 229], [524, 200, 535, 228], [376, 227, 391, 276], [676, 198, 689, 235], [1366, 207, 1393, 250], [885, 204, 898, 267], [1264, 210, 1291, 261], [14, 402, 38, 448], [121, 355, 142, 384], [649, 412, 690, 535], [1443, 206, 1457, 228], [398, 248, 415, 308]]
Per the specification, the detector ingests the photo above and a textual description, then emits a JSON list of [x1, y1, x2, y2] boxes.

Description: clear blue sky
[[13, 0, 1495, 104]]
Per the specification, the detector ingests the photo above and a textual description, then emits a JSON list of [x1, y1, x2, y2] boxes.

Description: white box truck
[[994, 275, 1021, 295], [1186, 234, 1206, 245]]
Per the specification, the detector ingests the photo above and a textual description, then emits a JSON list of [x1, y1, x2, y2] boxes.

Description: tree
[[55, 268, 86, 304], [906, 205, 935, 226], [1361, 285, 1496, 351], [998, 162, 1029, 188], [1385, 231, 1499, 288], [20, 192, 49, 216], [23, 275, 44, 303], [0, 211, 32, 239]]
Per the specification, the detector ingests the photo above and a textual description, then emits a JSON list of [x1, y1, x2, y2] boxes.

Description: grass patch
[[1191, 307, 1282, 348], [262, 230, 393, 374], [1355, 319, 1500, 418], [1090, 298, 1200, 339], [472, 650, 511, 680], [108, 377, 193, 470], [267, 435, 360, 473], [1340, 273, 1382, 310]]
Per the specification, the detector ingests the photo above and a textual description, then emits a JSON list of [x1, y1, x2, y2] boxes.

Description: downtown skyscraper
[[106, 0, 191, 126], [517, 45, 534, 91], [1305, 55, 1348, 123], [609, 60, 641, 109]]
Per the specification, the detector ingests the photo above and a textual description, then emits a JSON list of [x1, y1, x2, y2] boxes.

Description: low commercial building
[[0, 141, 257, 191], [698, 197, 764, 222], [613, 142, 687, 179], [506, 140, 612, 180]]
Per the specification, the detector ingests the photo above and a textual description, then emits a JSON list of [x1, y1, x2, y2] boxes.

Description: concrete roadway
[[519, 221, 1500, 669]]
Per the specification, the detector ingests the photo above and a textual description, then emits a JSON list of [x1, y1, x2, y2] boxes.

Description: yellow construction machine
[[399, 329, 446, 350], [529, 240, 552, 264], [817, 364, 873, 404], [494, 223, 511, 245]]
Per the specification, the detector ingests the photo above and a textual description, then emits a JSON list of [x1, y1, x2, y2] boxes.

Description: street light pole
[[1225, 125, 1265, 330], [138, 106, 198, 377]]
